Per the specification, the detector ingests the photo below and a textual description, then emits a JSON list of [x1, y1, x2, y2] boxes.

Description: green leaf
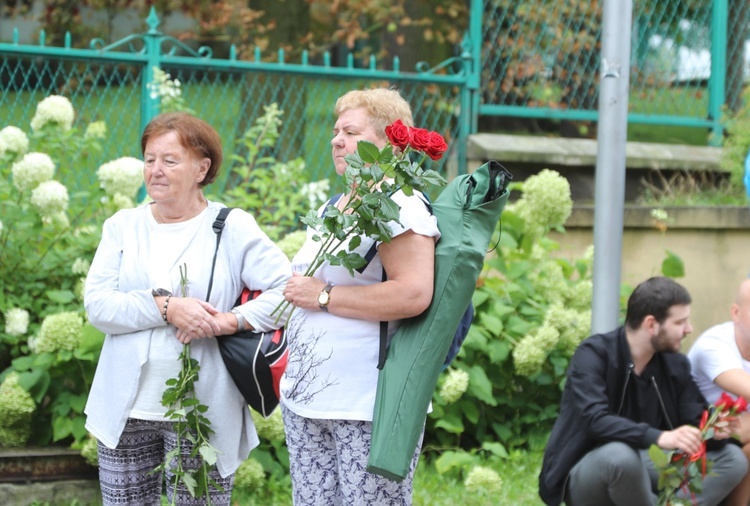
[[481, 441, 509, 458], [434, 451, 476, 475], [435, 412, 465, 434], [199, 444, 219, 466], [182, 473, 198, 497], [357, 141, 380, 164], [649, 444, 669, 468], [75, 323, 104, 358], [52, 416, 73, 442], [46, 289, 76, 304], [467, 365, 497, 406]]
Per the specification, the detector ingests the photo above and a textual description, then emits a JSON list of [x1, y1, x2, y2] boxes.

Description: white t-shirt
[[687, 321, 750, 411], [279, 190, 440, 421], [130, 208, 208, 420]]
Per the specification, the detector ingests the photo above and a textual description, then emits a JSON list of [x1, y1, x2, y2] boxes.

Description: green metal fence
[[0, 8, 472, 191], [477, 0, 750, 145], [1, 0, 748, 189]]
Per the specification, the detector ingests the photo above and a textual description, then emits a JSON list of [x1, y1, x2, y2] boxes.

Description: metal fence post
[[141, 7, 162, 135], [708, 0, 728, 146]]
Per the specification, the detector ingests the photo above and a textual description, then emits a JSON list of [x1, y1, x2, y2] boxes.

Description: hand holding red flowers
[[650, 393, 748, 505]]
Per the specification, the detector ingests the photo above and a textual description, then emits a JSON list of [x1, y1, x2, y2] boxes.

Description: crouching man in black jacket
[[539, 277, 747, 506]]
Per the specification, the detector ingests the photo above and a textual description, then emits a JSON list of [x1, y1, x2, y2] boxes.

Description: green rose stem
[[155, 264, 222, 505]]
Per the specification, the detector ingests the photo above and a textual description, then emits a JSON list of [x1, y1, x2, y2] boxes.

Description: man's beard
[[651, 328, 679, 353]]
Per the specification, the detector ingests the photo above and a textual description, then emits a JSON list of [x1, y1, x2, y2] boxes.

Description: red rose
[[409, 127, 431, 151], [715, 392, 735, 411], [385, 120, 411, 151], [424, 131, 448, 161], [735, 396, 748, 413]]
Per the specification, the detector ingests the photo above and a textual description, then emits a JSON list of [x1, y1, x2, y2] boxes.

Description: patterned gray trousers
[[96, 418, 233, 505], [282, 405, 423, 505]]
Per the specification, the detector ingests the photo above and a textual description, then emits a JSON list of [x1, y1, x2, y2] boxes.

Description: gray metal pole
[[591, 0, 633, 334]]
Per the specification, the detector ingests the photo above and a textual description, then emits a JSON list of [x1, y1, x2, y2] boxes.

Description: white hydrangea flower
[[0, 372, 36, 446], [44, 211, 70, 229], [439, 368, 470, 404], [582, 245, 595, 268], [512, 325, 560, 376], [34, 311, 84, 353], [517, 169, 572, 230], [72, 258, 91, 276], [566, 279, 593, 311], [30, 95, 75, 132], [147, 67, 187, 112], [81, 434, 99, 467], [557, 309, 591, 354], [464, 466, 503, 493], [277, 230, 307, 260], [4, 308, 30, 336], [651, 208, 668, 221], [84, 121, 107, 140], [251, 408, 285, 441], [12, 152, 56, 192], [75, 276, 86, 302], [529, 260, 567, 304], [97, 156, 144, 198], [233, 458, 265, 492], [31, 180, 69, 217], [112, 193, 135, 210], [0, 126, 29, 156], [301, 178, 331, 209]]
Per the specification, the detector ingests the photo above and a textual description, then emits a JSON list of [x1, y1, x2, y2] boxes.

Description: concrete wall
[[550, 205, 750, 350]]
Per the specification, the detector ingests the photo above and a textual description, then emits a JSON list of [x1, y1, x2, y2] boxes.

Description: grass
[[228, 449, 545, 506]]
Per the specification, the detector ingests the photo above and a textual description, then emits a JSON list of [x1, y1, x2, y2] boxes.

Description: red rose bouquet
[[650, 393, 747, 505], [272, 121, 448, 322]]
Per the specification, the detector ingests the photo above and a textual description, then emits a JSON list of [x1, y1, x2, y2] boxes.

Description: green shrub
[[427, 169, 590, 453]]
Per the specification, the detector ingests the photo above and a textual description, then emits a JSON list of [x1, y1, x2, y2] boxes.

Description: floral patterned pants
[[282, 406, 423, 505], [97, 418, 233, 506]]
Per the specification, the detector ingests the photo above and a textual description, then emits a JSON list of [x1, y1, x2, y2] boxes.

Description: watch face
[[318, 291, 330, 305]]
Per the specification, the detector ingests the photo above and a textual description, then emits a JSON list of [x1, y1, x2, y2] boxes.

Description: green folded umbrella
[[368, 160, 512, 481]]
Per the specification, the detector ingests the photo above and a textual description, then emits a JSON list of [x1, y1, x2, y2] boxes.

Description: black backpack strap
[[377, 268, 389, 370], [206, 207, 234, 302]]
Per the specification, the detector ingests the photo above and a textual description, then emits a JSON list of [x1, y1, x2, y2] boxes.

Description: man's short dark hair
[[625, 276, 691, 330]]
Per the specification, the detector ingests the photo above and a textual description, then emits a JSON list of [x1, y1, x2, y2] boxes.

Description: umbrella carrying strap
[[206, 207, 288, 417]]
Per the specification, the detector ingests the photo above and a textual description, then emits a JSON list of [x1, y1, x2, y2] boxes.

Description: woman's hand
[[168, 297, 222, 344], [283, 272, 328, 311]]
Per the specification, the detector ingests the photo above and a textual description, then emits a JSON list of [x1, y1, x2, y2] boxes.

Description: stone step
[[467, 134, 726, 202]]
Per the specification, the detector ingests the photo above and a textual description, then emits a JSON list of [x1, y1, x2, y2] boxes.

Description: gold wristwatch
[[318, 284, 333, 312]]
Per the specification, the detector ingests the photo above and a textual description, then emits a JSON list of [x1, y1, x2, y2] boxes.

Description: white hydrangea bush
[[0, 94, 143, 450]]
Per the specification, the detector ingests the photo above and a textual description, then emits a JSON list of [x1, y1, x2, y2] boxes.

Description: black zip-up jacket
[[538, 327, 715, 506]]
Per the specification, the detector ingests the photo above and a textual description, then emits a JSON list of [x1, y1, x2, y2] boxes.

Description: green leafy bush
[[427, 169, 590, 454]]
